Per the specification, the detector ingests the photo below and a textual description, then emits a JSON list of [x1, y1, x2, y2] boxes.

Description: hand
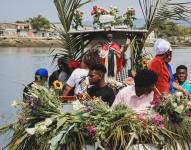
[[123, 77, 134, 85]]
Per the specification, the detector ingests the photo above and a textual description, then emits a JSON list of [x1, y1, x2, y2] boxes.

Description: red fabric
[[148, 56, 170, 96], [100, 42, 123, 73]]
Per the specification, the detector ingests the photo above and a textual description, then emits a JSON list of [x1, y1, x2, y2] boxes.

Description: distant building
[[0, 23, 17, 37], [16, 23, 33, 37]]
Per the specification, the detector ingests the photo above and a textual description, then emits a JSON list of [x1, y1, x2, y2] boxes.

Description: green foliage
[[155, 21, 191, 38], [52, 0, 93, 63], [29, 15, 50, 31]]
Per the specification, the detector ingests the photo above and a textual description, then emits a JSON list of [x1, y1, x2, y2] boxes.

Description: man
[[148, 39, 174, 97], [99, 33, 123, 79], [87, 64, 115, 106], [23, 68, 48, 100], [49, 57, 71, 88], [176, 65, 191, 94], [148, 39, 184, 98], [63, 52, 98, 96], [112, 70, 158, 113]]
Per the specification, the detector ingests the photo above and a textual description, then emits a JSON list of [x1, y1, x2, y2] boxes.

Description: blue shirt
[[180, 80, 191, 94], [166, 64, 174, 93]]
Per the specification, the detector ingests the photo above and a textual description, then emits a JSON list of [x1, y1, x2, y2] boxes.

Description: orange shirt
[[148, 56, 170, 95]]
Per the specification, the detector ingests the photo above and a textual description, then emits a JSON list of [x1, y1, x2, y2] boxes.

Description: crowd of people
[[23, 36, 191, 114]]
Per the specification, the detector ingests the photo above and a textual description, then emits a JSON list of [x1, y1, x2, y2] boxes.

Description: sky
[[0, 0, 142, 23], [0, 0, 190, 23]]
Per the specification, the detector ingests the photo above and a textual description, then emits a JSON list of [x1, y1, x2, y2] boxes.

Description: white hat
[[154, 39, 172, 55]]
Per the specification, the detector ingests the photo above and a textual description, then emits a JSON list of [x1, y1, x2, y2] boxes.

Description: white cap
[[154, 39, 172, 55]]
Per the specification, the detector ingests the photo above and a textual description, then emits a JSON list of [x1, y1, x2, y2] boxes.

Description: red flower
[[93, 5, 97, 10], [91, 10, 96, 15], [68, 59, 80, 70]]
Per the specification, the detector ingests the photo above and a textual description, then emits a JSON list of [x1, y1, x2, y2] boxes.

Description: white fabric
[[154, 39, 172, 55], [66, 68, 89, 94]]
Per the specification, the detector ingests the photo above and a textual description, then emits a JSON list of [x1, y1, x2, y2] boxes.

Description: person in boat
[[99, 33, 123, 80], [49, 57, 72, 94], [112, 69, 158, 113], [23, 68, 48, 100], [175, 65, 191, 94], [63, 51, 98, 96], [87, 64, 115, 106], [148, 39, 185, 100]]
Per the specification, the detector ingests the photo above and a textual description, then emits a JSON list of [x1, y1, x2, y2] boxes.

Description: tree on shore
[[28, 15, 50, 31]]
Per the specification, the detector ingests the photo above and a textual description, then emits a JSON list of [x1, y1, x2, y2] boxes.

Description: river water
[[0, 47, 191, 147]]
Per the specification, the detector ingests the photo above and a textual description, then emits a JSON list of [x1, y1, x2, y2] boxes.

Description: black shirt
[[87, 84, 115, 106]]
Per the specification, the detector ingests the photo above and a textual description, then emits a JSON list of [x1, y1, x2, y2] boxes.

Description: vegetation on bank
[[155, 21, 191, 46]]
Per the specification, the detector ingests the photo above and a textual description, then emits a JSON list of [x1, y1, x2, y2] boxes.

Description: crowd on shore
[[23, 35, 191, 113]]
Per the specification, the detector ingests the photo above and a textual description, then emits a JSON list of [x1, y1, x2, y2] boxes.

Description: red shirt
[[148, 56, 170, 96]]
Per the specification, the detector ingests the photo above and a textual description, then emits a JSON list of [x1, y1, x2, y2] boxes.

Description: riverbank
[[0, 37, 191, 48], [0, 37, 59, 47]]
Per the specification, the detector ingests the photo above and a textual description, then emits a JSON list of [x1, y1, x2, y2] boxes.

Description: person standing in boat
[[23, 68, 49, 100], [112, 69, 158, 113], [87, 64, 115, 106], [148, 39, 185, 101], [99, 33, 123, 80], [49, 57, 72, 91], [175, 65, 191, 94], [63, 52, 98, 96]]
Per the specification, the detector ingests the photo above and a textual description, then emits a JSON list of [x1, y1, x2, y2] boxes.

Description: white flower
[[44, 118, 53, 126], [175, 91, 183, 97], [25, 128, 36, 135], [35, 124, 48, 135], [72, 100, 84, 111], [11, 100, 18, 107]]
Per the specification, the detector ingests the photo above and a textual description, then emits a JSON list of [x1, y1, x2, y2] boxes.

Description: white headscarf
[[154, 39, 172, 55]]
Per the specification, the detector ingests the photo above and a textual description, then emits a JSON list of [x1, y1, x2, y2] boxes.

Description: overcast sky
[[0, 0, 190, 23], [0, 0, 142, 23]]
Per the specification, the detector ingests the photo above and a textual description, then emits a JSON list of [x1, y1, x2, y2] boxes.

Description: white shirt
[[66, 68, 89, 94], [112, 85, 154, 113]]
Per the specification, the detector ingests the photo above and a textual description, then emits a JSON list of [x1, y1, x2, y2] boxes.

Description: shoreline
[[0, 37, 191, 48], [0, 37, 59, 47]]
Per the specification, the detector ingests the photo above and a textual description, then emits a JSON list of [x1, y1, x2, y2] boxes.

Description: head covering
[[154, 39, 172, 55], [35, 68, 48, 77]]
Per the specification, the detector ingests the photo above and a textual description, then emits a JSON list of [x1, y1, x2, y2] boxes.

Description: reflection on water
[[0, 47, 191, 146]]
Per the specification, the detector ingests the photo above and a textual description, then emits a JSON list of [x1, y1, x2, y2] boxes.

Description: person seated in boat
[[63, 51, 98, 96], [175, 65, 191, 94], [87, 64, 115, 106], [148, 39, 184, 100], [49, 57, 72, 95], [99, 33, 124, 80], [23, 68, 48, 101], [112, 69, 158, 113]]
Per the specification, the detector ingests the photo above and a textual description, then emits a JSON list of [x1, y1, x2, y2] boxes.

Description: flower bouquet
[[154, 92, 191, 148], [73, 9, 84, 30], [91, 6, 109, 28], [0, 85, 191, 150], [123, 8, 136, 28]]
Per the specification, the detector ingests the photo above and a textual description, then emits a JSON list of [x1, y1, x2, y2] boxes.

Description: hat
[[35, 68, 48, 77], [154, 39, 172, 55]]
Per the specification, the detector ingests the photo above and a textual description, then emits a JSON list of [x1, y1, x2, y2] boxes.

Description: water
[[0, 47, 56, 147], [0, 47, 191, 147]]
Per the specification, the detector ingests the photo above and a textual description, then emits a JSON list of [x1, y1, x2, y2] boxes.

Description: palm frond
[[139, 0, 191, 35], [52, 0, 94, 64]]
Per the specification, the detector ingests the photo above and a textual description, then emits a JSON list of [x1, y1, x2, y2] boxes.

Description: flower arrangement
[[2, 85, 191, 149], [73, 9, 84, 30], [123, 8, 136, 28], [91, 6, 109, 28], [155, 92, 191, 123]]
